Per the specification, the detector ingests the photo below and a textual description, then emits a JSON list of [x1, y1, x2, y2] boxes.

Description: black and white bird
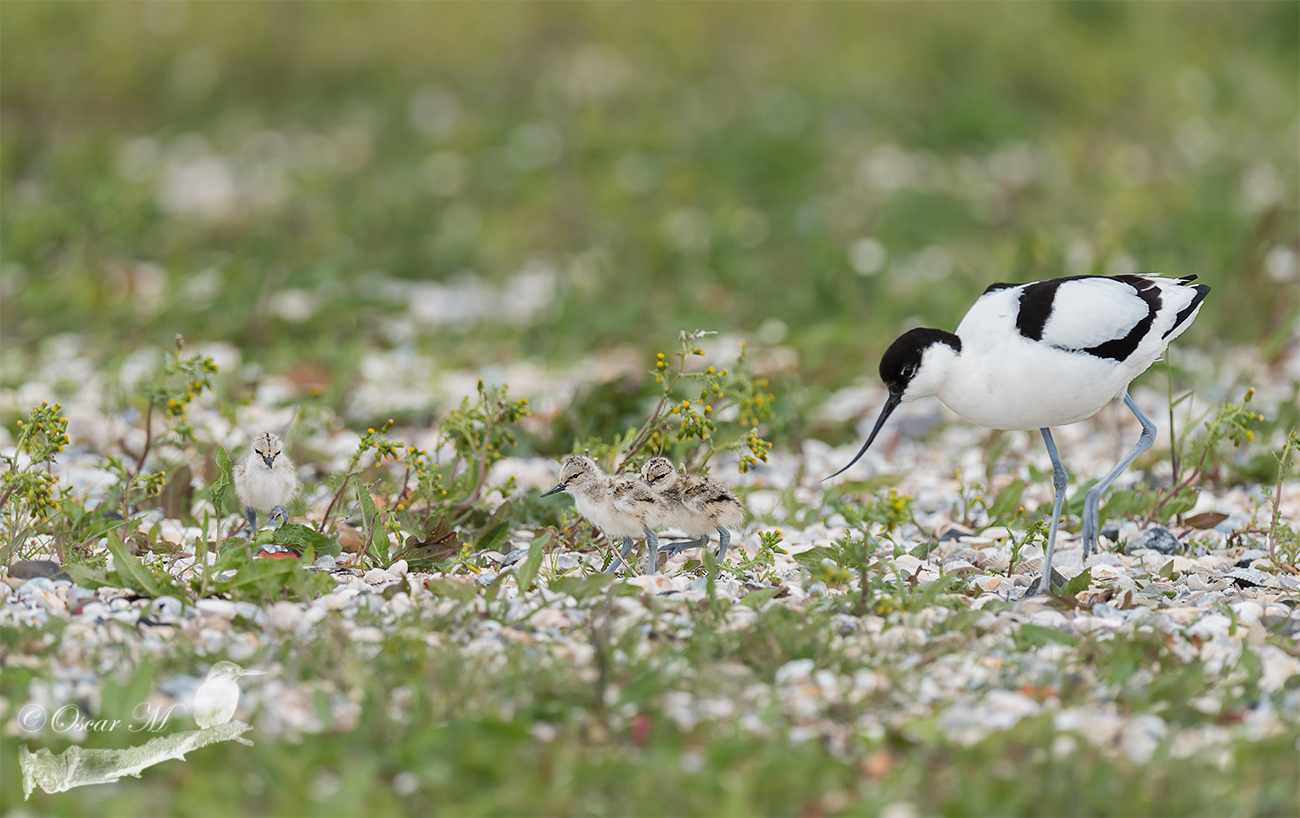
[[828, 273, 1210, 593]]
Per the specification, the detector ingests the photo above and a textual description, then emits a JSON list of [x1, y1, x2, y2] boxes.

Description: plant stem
[[618, 358, 693, 472], [454, 428, 494, 510], [318, 467, 358, 533], [1166, 359, 1180, 483], [1268, 434, 1296, 561], [133, 402, 154, 476]]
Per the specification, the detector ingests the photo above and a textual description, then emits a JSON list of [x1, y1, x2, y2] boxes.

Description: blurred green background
[[2, 2, 1297, 383]]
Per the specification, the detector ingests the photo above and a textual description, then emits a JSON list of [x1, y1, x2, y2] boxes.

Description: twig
[[317, 473, 355, 534], [617, 391, 673, 473], [132, 402, 154, 477]]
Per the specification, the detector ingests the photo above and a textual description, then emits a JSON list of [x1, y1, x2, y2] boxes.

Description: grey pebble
[[554, 554, 581, 571], [1124, 527, 1183, 556], [1261, 614, 1300, 636], [10, 559, 66, 580], [149, 596, 184, 624], [16, 577, 58, 596], [1235, 549, 1268, 568], [500, 549, 529, 567]]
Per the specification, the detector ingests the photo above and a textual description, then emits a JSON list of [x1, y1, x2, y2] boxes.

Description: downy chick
[[542, 455, 661, 574], [234, 431, 299, 535], [640, 456, 745, 567]]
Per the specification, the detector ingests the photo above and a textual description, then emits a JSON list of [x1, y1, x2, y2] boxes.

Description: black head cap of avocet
[[825, 328, 961, 481]]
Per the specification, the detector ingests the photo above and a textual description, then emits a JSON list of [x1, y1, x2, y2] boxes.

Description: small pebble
[[1125, 527, 1183, 556], [10, 560, 64, 580]]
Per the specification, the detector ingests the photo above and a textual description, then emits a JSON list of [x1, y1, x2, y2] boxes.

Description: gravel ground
[[2, 338, 1298, 792]]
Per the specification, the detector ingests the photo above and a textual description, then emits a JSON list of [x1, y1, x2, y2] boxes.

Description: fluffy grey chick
[[640, 456, 745, 567], [234, 431, 299, 535], [542, 455, 662, 574]]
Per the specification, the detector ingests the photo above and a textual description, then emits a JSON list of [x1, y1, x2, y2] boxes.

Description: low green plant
[[317, 418, 405, 536], [1265, 428, 1300, 565], [103, 337, 218, 518], [592, 329, 776, 476], [0, 402, 72, 564], [724, 528, 788, 581]]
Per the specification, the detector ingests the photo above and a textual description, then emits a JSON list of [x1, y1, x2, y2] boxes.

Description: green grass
[[5, 596, 1299, 816], [2, 3, 1296, 386]]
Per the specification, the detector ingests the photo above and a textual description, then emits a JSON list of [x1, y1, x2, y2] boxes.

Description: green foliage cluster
[[0, 402, 72, 562], [2, 3, 1294, 387]]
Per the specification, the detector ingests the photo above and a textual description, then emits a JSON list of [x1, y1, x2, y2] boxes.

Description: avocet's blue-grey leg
[[716, 527, 730, 566], [244, 507, 258, 536], [644, 526, 660, 575], [1082, 393, 1156, 556], [663, 536, 707, 557], [603, 537, 638, 575], [1038, 428, 1069, 595], [269, 505, 288, 527]]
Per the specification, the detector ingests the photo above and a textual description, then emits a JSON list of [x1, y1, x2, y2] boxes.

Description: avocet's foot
[[1082, 490, 1101, 557], [645, 526, 659, 575], [244, 507, 259, 537], [1037, 428, 1068, 595], [269, 506, 289, 528], [603, 537, 638, 575], [716, 527, 731, 567], [1078, 392, 1157, 562], [662, 537, 707, 557]]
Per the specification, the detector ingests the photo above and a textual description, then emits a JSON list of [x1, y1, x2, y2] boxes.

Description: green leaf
[[513, 533, 548, 593], [792, 546, 837, 569], [739, 588, 780, 608], [1018, 622, 1079, 648], [272, 523, 342, 557], [106, 532, 183, 598], [61, 562, 112, 589], [483, 571, 507, 605], [210, 447, 233, 515], [207, 546, 332, 604], [546, 574, 614, 600], [1062, 567, 1093, 596], [986, 479, 1026, 522], [1162, 486, 1199, 518], [356, 479, 378, 540], [424, 577, 478, 602], [475, 500, 514, 553]]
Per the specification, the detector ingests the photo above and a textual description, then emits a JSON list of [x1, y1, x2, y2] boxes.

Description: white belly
[[937, 345, 1134, 430]]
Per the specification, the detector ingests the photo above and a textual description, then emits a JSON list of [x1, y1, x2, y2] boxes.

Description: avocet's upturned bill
[[828, 273, 1210, 593]]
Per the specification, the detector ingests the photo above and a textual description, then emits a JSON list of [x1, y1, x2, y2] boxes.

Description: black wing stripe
[[1081, 278, 1160, 361], [1162, 284, 1210, 339]]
